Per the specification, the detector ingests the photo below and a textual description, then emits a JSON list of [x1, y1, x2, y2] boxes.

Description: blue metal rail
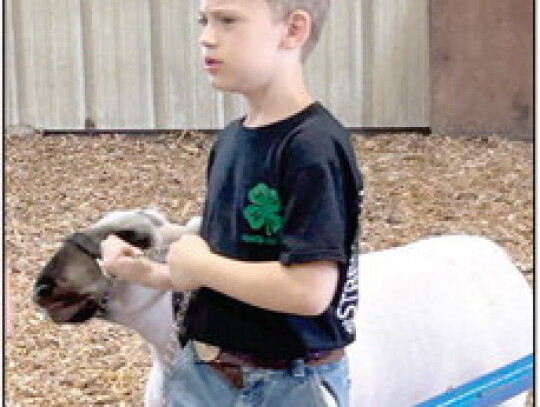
[[416, 353, 533, 407]]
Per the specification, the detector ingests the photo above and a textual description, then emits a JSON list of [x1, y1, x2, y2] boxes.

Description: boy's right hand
[[167, 234, 211, 291]]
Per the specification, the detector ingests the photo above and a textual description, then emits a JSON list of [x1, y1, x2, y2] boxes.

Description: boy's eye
[[219, 16, 237, 25], [197, 15, 208, 26], [197, 13, 239, 27]]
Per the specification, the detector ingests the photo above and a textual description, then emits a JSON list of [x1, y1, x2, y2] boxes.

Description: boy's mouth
[[204, 57, 222, 72]]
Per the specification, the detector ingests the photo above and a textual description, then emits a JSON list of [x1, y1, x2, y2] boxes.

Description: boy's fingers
[[101, 256, 138, 279], [97, 258, 117, 280], [101, 235, 143, 260]]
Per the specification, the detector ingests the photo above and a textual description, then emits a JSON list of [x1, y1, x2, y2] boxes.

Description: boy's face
[[198, 0, 288, 94]]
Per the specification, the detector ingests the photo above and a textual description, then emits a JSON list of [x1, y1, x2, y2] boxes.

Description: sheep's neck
[[114, 290, 179, 369]]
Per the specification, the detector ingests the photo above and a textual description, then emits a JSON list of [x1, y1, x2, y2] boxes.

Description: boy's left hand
[[100, 235, 149, 282], [167, 234, 212, 291]]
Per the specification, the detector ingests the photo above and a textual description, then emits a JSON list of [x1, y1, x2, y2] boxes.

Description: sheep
[[33, 209, 532, 407]]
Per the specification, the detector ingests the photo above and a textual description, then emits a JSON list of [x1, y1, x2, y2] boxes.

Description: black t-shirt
[[180, 102, 363, 359]]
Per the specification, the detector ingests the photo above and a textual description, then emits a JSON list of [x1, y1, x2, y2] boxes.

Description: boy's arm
[[167, 234, 339, 316], [101, 233, 339, 315]]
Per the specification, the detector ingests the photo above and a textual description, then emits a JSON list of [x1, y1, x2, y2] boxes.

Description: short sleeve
[[278, 160, 351, 265]]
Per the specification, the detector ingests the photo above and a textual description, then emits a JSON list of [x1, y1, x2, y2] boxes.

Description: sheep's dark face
[[34, 215, 158, 324], [34, 237, 110, 323]]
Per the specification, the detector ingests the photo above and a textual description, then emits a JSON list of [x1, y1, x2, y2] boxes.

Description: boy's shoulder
[[220, 102, 346, 135], [216, 102, 353, 161], [293, 103, 349, 142], [284, 103, 354, 162]]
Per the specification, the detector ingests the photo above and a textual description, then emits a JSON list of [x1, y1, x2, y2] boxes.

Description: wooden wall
[[430, 0, 533, 139], [5, 0, 430, 131]]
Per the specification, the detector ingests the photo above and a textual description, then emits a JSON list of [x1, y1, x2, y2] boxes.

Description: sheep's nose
[[34, 277, 57, 299]]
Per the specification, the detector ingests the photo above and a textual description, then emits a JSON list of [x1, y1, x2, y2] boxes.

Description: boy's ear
[[280, 10, 312, 51]]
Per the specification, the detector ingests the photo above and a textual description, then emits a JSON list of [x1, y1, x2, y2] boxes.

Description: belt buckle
[[194, 341, 221, 362]]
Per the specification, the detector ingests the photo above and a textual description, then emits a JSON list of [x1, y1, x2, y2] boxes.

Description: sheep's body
[[350, 235, 531, 406], [36, 210, 532, 406]]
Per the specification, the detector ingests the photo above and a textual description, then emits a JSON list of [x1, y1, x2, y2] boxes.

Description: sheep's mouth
[[37, 292, 105, 323]]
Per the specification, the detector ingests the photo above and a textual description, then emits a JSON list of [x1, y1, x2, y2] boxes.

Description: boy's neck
[[242, 72, 315, 128]]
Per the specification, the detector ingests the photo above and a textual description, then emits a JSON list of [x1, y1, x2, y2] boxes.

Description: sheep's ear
[[113, 230, 152, 250], [184, 216, 202, 234]]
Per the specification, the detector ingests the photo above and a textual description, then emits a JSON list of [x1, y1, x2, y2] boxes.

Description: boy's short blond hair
[[265, 0, 330, 59]]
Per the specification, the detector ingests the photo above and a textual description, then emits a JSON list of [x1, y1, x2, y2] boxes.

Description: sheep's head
[[33, 209, 175, 323]]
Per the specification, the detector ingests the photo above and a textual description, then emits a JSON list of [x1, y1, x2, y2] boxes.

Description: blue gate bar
[[415, 353, 533, 407]]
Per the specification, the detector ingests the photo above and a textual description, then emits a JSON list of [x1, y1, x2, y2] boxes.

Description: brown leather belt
[[194, 341, 345, 389]]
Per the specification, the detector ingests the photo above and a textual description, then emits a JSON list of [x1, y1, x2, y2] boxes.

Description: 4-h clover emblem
[[243, 183, 284, 236]]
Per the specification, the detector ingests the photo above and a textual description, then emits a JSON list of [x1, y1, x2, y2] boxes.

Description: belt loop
[[289, 358, 306, 378]]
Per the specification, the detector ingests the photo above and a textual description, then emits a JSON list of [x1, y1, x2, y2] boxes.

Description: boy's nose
[[199, 26, 217, 48]]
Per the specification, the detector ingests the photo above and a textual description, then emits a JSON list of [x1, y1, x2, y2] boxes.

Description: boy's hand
[[167, 235, 211, 291], [100, 235, 150, 283]]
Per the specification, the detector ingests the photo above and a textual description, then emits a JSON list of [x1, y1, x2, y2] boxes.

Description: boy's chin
[[207, 76, 245, 94], [208, 79, 234, 92]]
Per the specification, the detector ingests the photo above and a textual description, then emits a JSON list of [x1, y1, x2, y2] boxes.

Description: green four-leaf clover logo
[[243, 183, 284, 236]]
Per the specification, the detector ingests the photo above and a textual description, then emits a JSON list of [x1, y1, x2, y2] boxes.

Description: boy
[[102, 0, 363, 405]]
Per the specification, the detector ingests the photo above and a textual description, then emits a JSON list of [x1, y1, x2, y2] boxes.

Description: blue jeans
[[165, 341, 350, 407]]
